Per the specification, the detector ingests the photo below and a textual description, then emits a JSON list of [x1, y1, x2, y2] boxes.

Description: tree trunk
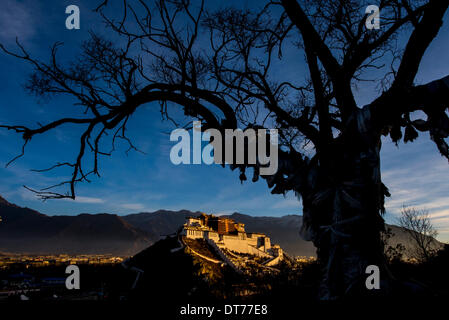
[[300, 108, 390, 299]]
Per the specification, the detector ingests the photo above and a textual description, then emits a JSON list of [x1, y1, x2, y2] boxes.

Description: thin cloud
[[69, 196, 104, 204], [377, 138, 449, 242], [271, 198, 300, 210], [0, 0, 37, 44], [120, 203, 145, 210]]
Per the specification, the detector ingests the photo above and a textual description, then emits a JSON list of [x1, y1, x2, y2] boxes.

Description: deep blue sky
[[1, 0, 449, 242]]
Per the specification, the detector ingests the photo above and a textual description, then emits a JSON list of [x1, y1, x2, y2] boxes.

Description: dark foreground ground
[[1, 239, 448, 317]]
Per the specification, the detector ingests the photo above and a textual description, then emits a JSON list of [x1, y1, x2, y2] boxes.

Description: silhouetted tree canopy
[[1, 0, 448, 299]]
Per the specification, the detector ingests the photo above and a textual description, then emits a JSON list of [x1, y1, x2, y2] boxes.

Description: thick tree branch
[[280, 0, 341, 79], [393, 0, 449, 89]]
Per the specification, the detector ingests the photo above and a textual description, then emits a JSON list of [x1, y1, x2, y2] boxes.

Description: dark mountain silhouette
[[0, 195, 443, 257], [122, 209, 203, 238], [0, 195, 151, 255]]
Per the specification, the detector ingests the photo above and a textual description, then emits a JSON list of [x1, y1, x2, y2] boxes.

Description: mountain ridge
[[0, 195, 444, 257], [0, 197, 152, 255]]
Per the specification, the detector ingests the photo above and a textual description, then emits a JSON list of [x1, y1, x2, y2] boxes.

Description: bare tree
[[1, 0, 449, 299], [399, 206, 439, 262], [381, 226, 406, 263]]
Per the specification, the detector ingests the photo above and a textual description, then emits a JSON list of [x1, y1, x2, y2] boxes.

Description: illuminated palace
[[181, 214, 283, 259]]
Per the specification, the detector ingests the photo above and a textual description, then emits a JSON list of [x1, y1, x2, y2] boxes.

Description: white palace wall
[[184, 226, 273, 257]]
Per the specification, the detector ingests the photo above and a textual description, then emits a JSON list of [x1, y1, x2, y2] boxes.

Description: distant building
[[181, 213, 280, 259]]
